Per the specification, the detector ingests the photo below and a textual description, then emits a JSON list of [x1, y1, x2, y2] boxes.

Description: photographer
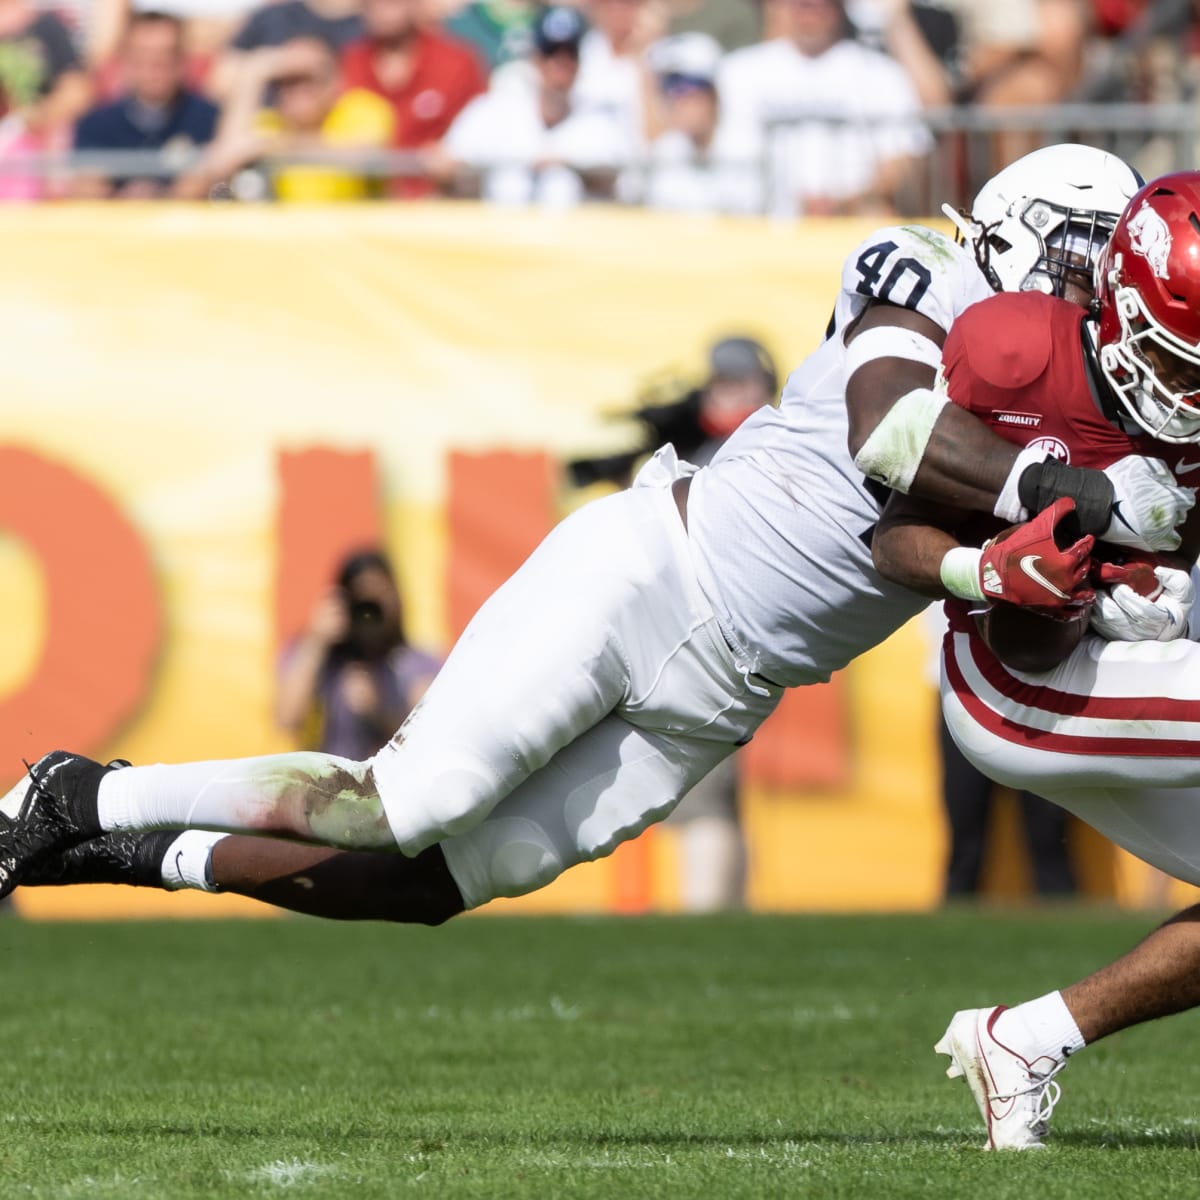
[[568, 333, 777, 489], [276, 549, 441, 760]]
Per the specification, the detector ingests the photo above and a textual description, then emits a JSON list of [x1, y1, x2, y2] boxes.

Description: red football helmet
[[1095, 172, 1200, 443]]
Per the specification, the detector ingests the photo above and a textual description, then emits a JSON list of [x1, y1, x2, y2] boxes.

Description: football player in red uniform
[[874, 172, 1200, 1150]]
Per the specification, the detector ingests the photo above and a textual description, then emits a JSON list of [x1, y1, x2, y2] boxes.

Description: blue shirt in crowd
[[74, 90, 220, 153]]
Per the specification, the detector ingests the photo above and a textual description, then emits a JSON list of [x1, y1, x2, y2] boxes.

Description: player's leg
[[662, 755, 745, 912], [25, 710, 744, 918], [206, 841, 464, 924], [0, 483, 677, 892], [26, 565, 778, 916], [938, 895, 1200, 1150], [440, 715, 742, 909], [938, 712, 993, 898], [1016, 791, 1075, 896], [1058, 903, 1200, 1041], [23, 831, 466, 925], [942, 630, 1200, 798]]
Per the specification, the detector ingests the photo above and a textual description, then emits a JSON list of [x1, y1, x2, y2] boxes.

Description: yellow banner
[[0, 204, 1180, 917]]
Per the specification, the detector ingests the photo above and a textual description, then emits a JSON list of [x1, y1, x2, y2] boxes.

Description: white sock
[[95, 752, 356, 834], [160, 831, 229, 892], [994, 990, 1086, 1063]]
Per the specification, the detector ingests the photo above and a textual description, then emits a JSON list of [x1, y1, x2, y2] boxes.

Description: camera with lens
[[567, 382, 705, 489], [339, 596, 389, 662]]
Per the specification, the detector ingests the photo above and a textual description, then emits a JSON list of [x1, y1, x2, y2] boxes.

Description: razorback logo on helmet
[[1127, 200, 1173, 279]]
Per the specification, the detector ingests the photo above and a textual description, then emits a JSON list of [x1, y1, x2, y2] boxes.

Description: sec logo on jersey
[[1028, 435, 1070, 462]]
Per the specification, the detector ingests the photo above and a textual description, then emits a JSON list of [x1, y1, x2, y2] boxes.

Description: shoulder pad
[[956, 293, 1056, 390]]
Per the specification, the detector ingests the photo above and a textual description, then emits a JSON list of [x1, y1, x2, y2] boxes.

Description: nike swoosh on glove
[[1102, 455, 1196, 552], [979, 497, 1095, 608]]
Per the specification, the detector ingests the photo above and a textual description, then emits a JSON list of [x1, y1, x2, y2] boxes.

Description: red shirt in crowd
[[341, 28, 485, 196]]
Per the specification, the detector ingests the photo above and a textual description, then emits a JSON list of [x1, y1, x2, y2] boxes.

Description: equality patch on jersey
[[1128, 200, 1172, 279], [961, 295, 1053, 389], [992, 410, 1043, 430]]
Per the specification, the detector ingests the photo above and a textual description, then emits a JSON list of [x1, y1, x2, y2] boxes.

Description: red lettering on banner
[[275, 449, 383, 652], [0, 447, 160, 783], [742, 680, 850, 791], [446, 451, 554, 638]]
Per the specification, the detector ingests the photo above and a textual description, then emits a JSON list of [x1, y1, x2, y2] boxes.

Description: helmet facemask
[[1098, 256, 1200, 443], [943, 197, 1116, 301]]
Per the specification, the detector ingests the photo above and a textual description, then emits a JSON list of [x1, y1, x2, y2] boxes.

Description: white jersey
[[685, 225, 994, 687]]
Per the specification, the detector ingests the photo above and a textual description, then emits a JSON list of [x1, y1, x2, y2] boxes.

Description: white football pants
[[377, 449, 783, 907]]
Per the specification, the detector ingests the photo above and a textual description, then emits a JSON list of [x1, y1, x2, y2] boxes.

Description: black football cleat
[[0, 751, 111, 899], [21, 830, 176, 890]]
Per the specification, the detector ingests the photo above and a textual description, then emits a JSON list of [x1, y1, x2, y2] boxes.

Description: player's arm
[[872, 489, 1094, 608], [845, 300, 1195, 552], [844, 302, 1019, 513]]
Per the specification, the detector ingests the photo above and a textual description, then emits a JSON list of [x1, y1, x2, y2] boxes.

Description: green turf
[[1, 909, 1197, 1198]]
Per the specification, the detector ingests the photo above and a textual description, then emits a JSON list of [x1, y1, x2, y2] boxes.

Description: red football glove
[[979, 497, 1095, 609], [1092, 552, 1165, 601]]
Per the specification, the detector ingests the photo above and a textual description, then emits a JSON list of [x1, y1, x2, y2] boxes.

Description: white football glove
[[1102, 455, 1196, 552], [1089, 566, 1194, 642]]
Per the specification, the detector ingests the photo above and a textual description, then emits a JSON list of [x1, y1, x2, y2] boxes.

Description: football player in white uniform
[[872, 173, 1200, 1151], [3, 146, 1186, 935]]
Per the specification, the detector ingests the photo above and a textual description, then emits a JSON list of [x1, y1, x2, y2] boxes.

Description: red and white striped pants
[[942, 627, 1200, 886]]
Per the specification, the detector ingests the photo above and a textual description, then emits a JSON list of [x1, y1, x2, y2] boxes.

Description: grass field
[[2, 909, 1199, 1199]]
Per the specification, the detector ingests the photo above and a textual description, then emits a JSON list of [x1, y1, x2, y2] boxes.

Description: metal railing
[[0, 103, 1195, 211]]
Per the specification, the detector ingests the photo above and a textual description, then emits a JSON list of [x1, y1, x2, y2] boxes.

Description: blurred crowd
[[1, 0, 1197, 210]]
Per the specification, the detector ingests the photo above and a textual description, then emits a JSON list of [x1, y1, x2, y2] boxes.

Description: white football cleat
[[935, 1006, 1066, 1150]]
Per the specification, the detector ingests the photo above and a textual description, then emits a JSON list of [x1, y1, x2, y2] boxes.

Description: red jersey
[[341, 29, 485, 196], [941, 291, 1195, 639], [943, 290, 1194, 478]]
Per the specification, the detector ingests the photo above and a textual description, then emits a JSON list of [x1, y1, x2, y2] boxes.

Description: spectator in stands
[[443, 5, 630, 206], [876, 0, 1087, 167], [0, 0, 89, 158], [211, 0, 365, 98], [277, 549, 441, 762], [668, 0, 761, 49], [443, 0, 537, 67], [1073, 0, 1189, 105], [643, 31, 762, 212], [340, 0, 485, 196], [70, 12, 219, 199], [716, 0, 931, 217], [573, 0, 669, 147], [202, 35, 394, 201]]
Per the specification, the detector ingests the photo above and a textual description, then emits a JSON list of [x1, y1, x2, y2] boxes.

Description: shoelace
[[991, 1058, 1066, 1132]]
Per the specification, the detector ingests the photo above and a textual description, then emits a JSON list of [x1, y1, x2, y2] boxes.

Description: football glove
[[1089, 565, 1193, 642], [1101, 455, 1195, 553], [977, 497, 1095, 608]]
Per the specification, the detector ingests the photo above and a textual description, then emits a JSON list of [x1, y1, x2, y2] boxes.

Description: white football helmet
[[943, 144, 1143, 298]]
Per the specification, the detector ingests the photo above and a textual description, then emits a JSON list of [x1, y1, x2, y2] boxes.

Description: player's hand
[[978, 497, 1095, 608], [1090, 565, 1193, 642], [1102, 455, 1196, 552]]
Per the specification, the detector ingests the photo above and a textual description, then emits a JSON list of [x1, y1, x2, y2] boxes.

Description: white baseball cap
[[647, 33, 722, 86]]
